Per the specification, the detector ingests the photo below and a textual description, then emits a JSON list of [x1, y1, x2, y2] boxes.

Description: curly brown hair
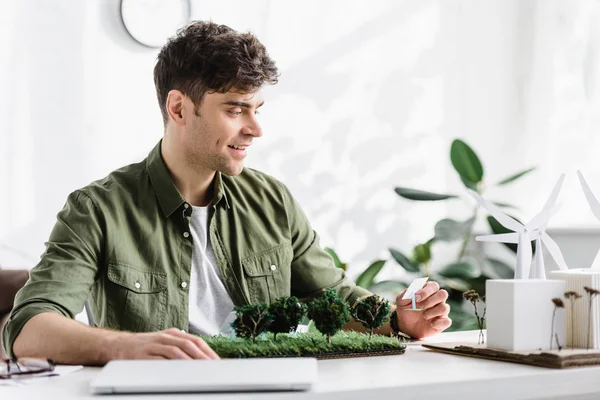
[[154, 21, 279, 125]]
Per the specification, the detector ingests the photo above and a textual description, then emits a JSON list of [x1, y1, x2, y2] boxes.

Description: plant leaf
[[412, 242, 432, 264], [435, 276, 471, 292], [484, 257, 514, 279], [394, 187, 458, 201], [460, 176, 479, 191], [446, 304, 481, 332], [450, 139, 484, 185], [389, 248, 420, 272], [496, 167, 536, 186], [324, 247, 346, 270], [486, 215, 536, 254], [435, 217, 475, 242], [355, 260, 386, 289], [368, 280, 408, 295], [438, 261, 480, 279]]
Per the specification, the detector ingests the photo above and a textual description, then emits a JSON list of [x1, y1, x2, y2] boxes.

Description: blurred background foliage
[[326, 138, 536, 331]]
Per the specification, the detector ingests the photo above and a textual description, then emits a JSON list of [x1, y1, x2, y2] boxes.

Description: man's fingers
[[166, 329, 220, 360], [418, 289, 448, 310], [395, 289, 412, 307], [414, 281, 440, 302], [169, 329, 220, 360], [430, 316, 452, 331], [150, 344, 192, 360], [422, 302, 450, 320], [158, 331, 213, 360], [189, 336, 220, 360]]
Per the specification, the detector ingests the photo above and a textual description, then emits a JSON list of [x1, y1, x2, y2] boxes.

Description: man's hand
[[395, 281, 451, 339], [111, 328, 220, 360]]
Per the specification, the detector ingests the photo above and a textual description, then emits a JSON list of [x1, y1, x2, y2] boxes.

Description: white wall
[[2, 0, 600, 280]]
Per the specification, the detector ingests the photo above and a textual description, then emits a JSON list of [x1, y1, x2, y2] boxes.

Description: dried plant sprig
[[552, 298, 564, 308], [565, 291, 582, 300], [584, 287, 600, 348], [550, 297, 564, 350], [463, 290, 479, 302], [463, 290, 486, 344], [564, 291, 582, 346], [584, 286, 600, 296]]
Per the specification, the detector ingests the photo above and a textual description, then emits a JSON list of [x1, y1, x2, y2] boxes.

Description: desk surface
[[3, 330, 600, 399]]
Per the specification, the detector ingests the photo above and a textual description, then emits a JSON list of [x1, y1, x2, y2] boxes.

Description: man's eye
[[228, 110, 243, 116]]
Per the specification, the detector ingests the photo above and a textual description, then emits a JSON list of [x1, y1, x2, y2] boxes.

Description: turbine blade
[[541, 174, 565, 213], [541, 231, 568, 270], [475, 233, 519, 243], [526, 204, 561, 231], [577, 170, 600, 221], [468, 190, 523, 231]]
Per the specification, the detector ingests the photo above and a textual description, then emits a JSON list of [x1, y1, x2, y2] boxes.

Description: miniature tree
[[550, 298, 564, 350], [463, 290, 486, 345], [351, 295, 391, 339], [584, 286, 600, 349], [564, 291, 582, 345], [231, 303, 273, 342], [267, 296, 307, 340], [307, 288, 351, 344]]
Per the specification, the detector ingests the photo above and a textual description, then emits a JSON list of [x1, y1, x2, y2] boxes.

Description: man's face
[[181, 89, 264, 176]]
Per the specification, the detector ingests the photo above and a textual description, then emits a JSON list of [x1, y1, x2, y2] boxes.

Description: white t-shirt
[[187, 205, 234, 336]]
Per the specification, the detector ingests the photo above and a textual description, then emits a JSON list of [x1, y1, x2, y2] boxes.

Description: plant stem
[[457, 208, 478, 261], [550, 307, 556, 350], [588, 297, 593, 349], [424, 262, 430, 277], [458, 232, 472, 261], [570, 299, 574, 346]]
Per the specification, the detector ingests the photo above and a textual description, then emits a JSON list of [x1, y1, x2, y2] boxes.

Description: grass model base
[[201, 331, 406, 359]]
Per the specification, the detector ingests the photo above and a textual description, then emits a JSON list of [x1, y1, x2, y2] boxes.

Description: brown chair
[[0, 269, 29, 359]]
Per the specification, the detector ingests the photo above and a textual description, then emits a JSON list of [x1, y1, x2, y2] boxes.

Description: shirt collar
[[146, 140, 230, 218]]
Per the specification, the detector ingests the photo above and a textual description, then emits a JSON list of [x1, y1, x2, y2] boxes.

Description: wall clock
[[120, 0, 191, 48]]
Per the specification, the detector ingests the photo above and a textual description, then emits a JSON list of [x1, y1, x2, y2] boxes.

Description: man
[[0, 269, 29, 359], [3, 21, 451, 364]]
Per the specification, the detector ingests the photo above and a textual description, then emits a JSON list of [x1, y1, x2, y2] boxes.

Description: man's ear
[[165, 90, 187, 126]]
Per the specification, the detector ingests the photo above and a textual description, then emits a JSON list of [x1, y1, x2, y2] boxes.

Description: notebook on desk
[[90, 358, 318, 394]]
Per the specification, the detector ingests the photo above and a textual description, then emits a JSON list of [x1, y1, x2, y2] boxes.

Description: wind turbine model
[[468, 174, 568, 279], [577, 170, 600, 269]]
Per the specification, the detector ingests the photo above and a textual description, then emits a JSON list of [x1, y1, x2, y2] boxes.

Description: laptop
[[90, 358, 318, 394]]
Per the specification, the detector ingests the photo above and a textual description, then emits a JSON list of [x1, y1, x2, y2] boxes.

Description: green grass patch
[[200, 331, 406, 359]]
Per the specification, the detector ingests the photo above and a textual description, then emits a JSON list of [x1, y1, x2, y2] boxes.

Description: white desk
[[3, 330, 600, 399]]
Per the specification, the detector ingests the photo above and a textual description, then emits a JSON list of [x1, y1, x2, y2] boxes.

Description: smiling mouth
[[228, 145, 248, 150]]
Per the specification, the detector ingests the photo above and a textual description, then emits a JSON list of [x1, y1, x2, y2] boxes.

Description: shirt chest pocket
[[104, 262, 168, 332], [241, 243, 293, 304]]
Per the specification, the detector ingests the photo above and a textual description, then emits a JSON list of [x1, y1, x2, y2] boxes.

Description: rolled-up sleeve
[[2, 190, 103, 358], [279, 183, 371, 306]]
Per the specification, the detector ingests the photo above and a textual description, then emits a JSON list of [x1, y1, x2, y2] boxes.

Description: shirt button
[[134, 282, 141, 289], [270, 264, 277, 271], [183, 232, 190, 238], [184, 203, 189, 209], [181, 281, 188, 289]]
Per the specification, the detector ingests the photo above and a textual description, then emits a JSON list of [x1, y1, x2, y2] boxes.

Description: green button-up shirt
[[3, 141, 370, 357]]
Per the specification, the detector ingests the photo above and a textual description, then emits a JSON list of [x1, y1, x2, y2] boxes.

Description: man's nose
[[242, 118, 262, 137]]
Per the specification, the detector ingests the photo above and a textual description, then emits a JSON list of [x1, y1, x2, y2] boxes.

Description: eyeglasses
[[0, 358, 56, 379]]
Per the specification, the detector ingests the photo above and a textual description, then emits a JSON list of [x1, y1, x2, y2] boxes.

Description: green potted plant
[[328, 139, 536, 331]]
